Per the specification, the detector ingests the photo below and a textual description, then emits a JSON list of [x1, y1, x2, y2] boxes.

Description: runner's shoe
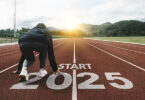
[[38, 68, 48, 77], [13, 70, 21, 74], [19, 69, 29, 81]]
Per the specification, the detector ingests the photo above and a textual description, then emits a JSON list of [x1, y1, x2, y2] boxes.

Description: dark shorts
[[19, 42, 47, 68]]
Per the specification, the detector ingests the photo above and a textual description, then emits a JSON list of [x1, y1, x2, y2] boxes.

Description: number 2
[[10, 72, 42, 89], [77, 72, 105, 89]]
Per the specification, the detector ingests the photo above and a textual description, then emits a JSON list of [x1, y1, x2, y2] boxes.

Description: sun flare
[[66, 22, 79, 30], [63, 17, 80, 30]]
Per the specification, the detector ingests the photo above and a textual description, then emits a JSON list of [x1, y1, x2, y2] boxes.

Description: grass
[[0, 35, 62, 44], [91, 36, 145, 44], [1, 36, 145, 44], [0, 37, 18, 44]]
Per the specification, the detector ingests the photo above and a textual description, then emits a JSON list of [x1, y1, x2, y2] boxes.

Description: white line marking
[[72, 69, 77, 100], [86, 42, 145, 72], [0, 39, 64, 56], [99, 43, 145, 55], [0, 64, 18, 74], [10, 72, 42, 89], [0, 51, 18, 57], [84, 38, 145, 46], [73, 40, 76, 63], [111, 42, 145, 49], [0, 47, 18, 51], [85, 38, 145, 49], [72, 40, 77, 100], [54, 42, 64, 48], [0, 42, 64, 74]]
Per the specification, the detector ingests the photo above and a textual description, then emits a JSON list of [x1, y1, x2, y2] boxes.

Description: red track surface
[[0, 38, 145, 100]]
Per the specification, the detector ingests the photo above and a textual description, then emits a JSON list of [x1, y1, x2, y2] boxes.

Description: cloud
[[0, 0, 145, 29], [17, 16, 51, 28], [74, 0, 145, 24], [0, 0, 14, 29]]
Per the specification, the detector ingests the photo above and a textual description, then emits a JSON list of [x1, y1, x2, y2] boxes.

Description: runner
[[14, 23, 61, 81]]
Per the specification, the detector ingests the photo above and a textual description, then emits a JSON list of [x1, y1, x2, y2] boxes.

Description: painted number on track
[[10, 72, 133, 90]]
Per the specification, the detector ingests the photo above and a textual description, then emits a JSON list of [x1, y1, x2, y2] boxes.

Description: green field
[[91, 36, 145, 44], [0, 35, 62, 44], [1, 36, 145, 44], [0, 37, 18, 44]]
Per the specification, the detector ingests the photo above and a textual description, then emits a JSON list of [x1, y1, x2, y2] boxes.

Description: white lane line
[[72, 40, 77, 100], [0, 51, 18, 57], [72, 69, 77, 100], [0, 42, 65, 74], [99, 43, 145, 55], [110, 42, 145, 49], [85, 38, 145, 46], [0, 47, 18, 51], [85, 38, 145, 49], [0, 64, 18, 74], [0, 42, 65, 57], [53, 42, 64, 48], [0, 38, 64, 55], [86, 42, 145, 72], [73, 40, 76, 63]]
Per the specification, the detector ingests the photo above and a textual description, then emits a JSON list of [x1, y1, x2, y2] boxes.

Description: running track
[[0, 38, 145, 100]]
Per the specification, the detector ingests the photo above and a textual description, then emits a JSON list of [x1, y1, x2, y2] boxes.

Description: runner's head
[[35, 23, 46, 29]]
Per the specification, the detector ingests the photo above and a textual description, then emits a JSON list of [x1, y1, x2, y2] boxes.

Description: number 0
[[46, 72, 72, 90]]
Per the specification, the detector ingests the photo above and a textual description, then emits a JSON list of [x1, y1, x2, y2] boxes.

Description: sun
[[66, 21, 79, 30], [63, 18, 80, 30]]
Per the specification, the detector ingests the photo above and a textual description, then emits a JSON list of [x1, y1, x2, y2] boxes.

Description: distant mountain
[[105, 20, 145, 36], [76, 23, 98, 34], [46, 20, 145, 37], [76, 20, 145, 36], [76, 22, 112, 36]]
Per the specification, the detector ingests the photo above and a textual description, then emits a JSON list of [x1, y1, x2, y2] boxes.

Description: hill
[[76, 20, 145, 36]]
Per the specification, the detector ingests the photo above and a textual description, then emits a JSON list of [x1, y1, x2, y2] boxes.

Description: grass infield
[[0, 35, 63, 44], [0, 37, 18, 44], [91, 36, 145, 44]]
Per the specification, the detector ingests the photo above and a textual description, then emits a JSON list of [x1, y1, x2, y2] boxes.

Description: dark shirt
[[19, 27, 51, 45], [18, 27, 58, 72]]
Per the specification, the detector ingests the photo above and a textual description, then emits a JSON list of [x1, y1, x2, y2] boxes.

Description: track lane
[[0, 38, 74, 100], [85, 39, 145, 69], [75, 39, 145, 100], [0, 39, 65, 71], [0, 42, 64, 74], [86, 39, 145, 53], [97, 42, 145, 55], [0, 39, 64, 56], [0, 38, 145, 100]]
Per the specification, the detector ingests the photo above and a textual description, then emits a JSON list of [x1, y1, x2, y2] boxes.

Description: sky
[[0, 0, 145, 29]]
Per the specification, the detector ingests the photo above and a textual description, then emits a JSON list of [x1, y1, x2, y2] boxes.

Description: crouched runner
[[17, 23, 60, 81]]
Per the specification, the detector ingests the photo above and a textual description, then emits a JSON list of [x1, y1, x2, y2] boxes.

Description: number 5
[[105, 72, 133, 89]]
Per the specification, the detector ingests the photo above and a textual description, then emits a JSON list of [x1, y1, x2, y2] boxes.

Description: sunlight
[[63, 17, 80, 30], [65, 21, 79, 30]]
